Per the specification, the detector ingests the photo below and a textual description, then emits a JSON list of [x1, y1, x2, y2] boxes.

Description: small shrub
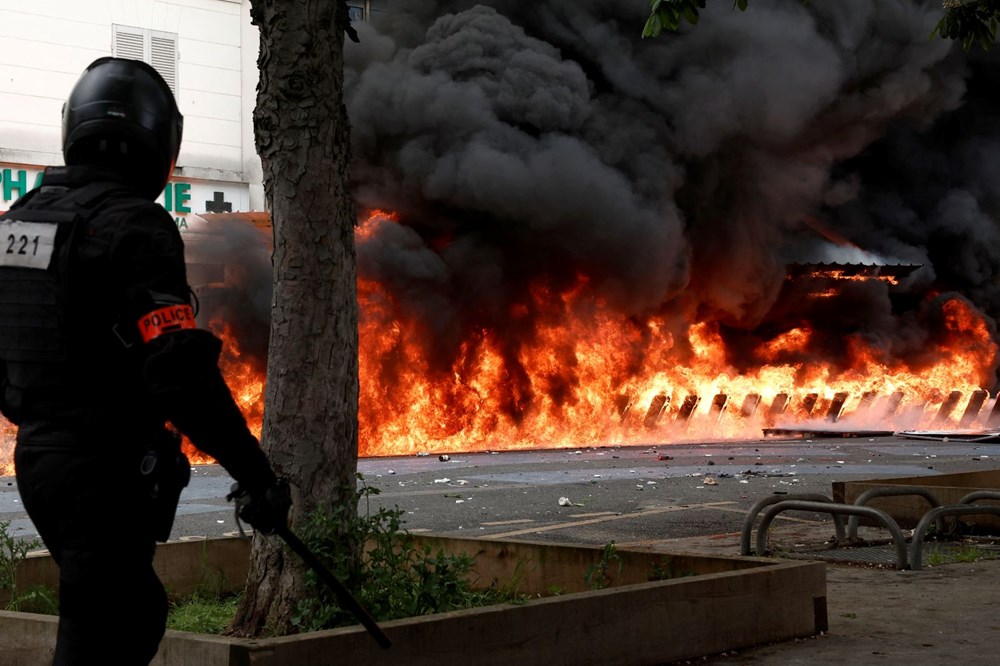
[[924, 549, 947, 566], [166, 545, 242, 633], [0, 520, 56, 613], [7, 585, 58, 614], [585, 541, 623, 590], [924, 543, 988, 567], [291, 475, 525, 632], [168, 592, 241, 634], [649, 556, 697, 581], [953, 545, 986, 563]]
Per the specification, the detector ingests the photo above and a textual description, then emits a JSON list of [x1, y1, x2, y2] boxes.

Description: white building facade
[[0, 0, 379, 231], [0, 0, 266, 230]]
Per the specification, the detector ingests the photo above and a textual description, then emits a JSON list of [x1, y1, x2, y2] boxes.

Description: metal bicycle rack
[[754, 500, 909, 569], [846, 486, 944, 539], [740, 493, 843, 556], [957, 490, 1000, 505], [743, 485, 1000, 571], [906, 491, 1000, 570], [910, 505, 1000, 570]]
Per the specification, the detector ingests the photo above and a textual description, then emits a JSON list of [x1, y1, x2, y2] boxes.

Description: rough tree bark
[[231, 0, 359, 636]]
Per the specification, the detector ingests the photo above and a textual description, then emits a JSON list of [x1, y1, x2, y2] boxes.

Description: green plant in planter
[[649, 555, 696, 581], [168, 592, 242, 634], [291, 476, 526, 632], [0, 520, 57, 614], [585, 541, 623, 590], [167, 544, 242, 633]]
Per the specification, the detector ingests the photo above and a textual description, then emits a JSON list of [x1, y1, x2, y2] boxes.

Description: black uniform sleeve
[[141, 330, 276, 491], [111, 204, 276, 492]]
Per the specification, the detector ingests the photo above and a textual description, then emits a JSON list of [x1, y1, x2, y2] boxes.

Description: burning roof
[[786, 263, 923, 285]]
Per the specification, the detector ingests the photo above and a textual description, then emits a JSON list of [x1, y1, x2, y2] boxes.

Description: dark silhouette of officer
[[0, 57, 288, 665]]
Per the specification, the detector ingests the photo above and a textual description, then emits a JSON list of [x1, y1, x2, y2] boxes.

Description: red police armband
[[137, 305, 196, 342]]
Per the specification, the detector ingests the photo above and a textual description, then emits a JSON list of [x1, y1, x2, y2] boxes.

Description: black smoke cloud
[[212, 0, 1000, 417], [190, 218, 273, 371]]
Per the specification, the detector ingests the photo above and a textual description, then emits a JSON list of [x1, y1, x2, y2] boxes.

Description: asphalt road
[[5, 434, 1000, 665], [2, 433, 997, 547]]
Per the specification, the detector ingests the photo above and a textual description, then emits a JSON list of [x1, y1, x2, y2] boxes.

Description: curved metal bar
[[958, 490, 1000, 505], [910, 505, 1000, 570], [739, 493, 837, 556], [755, 500, 908, 570], [847, 486, 943, 539]]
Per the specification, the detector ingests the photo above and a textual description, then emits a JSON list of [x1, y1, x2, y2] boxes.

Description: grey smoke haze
[[197, 1, 1000, 420], [191, 219, 272, 369]]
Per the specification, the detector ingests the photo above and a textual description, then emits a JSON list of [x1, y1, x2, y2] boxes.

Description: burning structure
[[336, 1, 1000, 455], [208, 1, 1000, 457], [3, 1, 998, 471]]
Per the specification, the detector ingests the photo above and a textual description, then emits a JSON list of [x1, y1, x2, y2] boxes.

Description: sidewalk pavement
[[658, 523, 1000, 665]]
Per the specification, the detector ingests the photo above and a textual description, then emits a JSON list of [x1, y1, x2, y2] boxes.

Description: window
[[347, 3, 366, 22], [112, 25, 179, 98]]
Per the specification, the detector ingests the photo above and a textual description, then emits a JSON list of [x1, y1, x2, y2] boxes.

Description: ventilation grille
[[114, 29, 145, 61], [112, 25, 179, 98], [150, 34, 178, 94]]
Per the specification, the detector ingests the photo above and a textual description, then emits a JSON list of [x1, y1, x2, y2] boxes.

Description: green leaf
[[663, 8, 680, 30], [642, 12, 664, 38]]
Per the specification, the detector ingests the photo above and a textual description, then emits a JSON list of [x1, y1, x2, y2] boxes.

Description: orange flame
[[350, 212, 1000, 454], [2, 211, 998, 475], [182, 318, 265, 464], [803, 270, 901, 286], [350, 282, 998, 453]]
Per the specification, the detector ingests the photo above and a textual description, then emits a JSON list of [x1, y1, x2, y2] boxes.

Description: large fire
[[1, 210, 997, 476], [233, 211, 1000, 456]]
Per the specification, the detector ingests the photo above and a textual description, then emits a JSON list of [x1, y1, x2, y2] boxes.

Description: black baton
[[276, 526, 392, 649]]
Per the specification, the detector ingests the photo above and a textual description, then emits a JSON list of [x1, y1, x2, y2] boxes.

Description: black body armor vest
[[0, 181, 130, 435]]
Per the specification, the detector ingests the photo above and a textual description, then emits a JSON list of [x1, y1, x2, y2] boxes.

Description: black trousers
[[15, 443, 167, 666]]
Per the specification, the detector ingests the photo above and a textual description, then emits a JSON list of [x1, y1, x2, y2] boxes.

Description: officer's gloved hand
[[227, 477, 291, 536]]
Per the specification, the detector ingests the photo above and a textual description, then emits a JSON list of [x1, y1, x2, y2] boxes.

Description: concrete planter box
[[0, 535, 826, 666], [834, 469, 1000, 529]]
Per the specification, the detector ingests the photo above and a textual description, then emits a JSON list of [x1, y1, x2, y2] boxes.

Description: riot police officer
[[0, 57, 288, 664]]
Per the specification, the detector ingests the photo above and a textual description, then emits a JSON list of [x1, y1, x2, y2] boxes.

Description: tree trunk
[[231, 0, 358, 637]]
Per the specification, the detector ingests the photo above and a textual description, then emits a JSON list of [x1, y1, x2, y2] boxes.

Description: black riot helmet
[[62, 57, 183, 200]]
